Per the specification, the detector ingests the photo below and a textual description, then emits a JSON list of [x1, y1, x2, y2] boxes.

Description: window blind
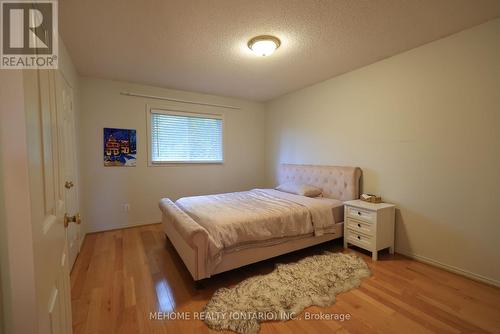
[[150, 110, 223, 163]]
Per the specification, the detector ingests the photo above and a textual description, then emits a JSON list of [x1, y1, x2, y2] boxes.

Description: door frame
[[0, 71, 38, 334]]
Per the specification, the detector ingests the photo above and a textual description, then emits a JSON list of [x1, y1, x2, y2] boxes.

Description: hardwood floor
[[71, 224, 500, 334]]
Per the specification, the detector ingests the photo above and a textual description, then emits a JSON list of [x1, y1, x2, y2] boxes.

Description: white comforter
[[175, 189, 335, 257]]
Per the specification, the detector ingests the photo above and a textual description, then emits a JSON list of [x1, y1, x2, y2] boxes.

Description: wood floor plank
[[71, 224, 500, 334]]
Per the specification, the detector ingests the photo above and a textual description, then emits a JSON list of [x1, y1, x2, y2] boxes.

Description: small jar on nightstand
[[343, 200, 396, 261]]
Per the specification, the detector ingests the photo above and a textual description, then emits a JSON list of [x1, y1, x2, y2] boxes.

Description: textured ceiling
[[60, 0, 500, 101]]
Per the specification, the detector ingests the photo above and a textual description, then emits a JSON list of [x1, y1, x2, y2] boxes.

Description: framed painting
[[103, 128, 137, 166]]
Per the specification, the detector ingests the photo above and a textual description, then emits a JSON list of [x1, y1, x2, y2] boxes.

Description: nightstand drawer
[[346, 229, 373, 249], [346, 218, 373, 235], [346, 206, 375, 223]]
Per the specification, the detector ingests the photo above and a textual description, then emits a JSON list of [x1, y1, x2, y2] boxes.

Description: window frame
[[146, 106, 225, 166]]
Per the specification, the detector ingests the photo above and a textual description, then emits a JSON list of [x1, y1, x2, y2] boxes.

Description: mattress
[[175, 188, 336, 252], [164, 189, 346, 273], [223, 221, 343, 255], [219, 196, 345, 255]]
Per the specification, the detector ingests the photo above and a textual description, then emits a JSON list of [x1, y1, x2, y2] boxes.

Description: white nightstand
[[343, 200, 396, 261]]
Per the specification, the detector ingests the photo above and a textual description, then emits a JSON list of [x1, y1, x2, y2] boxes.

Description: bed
[[159, 164, 362, 282]]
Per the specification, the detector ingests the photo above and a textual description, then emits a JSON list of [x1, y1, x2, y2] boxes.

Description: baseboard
[[86, 220, 161, 234], [397, 249, 500, 288]]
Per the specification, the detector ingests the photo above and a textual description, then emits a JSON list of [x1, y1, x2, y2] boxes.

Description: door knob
[[64, 181, 74, 189], [64, 213, 81, 228]]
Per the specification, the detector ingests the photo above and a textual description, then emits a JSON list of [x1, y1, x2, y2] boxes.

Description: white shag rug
[[203, 252, 370, 334]]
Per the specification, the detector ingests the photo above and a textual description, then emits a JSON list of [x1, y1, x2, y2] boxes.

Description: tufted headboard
[[277, 164, 362, 201]]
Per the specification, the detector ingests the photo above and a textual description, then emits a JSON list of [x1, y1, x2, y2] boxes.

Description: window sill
[[149, 160, 224, 166]]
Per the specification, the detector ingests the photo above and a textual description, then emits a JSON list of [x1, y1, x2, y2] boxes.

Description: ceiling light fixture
[[247, 35, 281, 56]]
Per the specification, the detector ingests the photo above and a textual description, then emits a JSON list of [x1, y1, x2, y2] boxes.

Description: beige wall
[[265, 19, 500, 284], [79, 78, 266, 232]]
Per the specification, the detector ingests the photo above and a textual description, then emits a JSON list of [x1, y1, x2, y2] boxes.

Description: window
[[149, 109, 223, 164]]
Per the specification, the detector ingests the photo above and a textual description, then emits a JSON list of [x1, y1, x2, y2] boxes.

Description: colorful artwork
[[103, 128, 137, 167]]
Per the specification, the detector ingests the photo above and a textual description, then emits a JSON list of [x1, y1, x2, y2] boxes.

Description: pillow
[[275, 183, 322, 197]]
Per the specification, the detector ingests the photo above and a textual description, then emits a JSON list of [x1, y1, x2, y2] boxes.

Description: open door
[[23, 67, 74, 334], [56, 71, 81, 270]]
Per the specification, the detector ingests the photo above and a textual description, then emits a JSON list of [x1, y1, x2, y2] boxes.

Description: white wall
[[79, 78, 266, 232], [265, 19, 500, 285]]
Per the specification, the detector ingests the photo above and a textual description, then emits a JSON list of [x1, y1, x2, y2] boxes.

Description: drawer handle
[[357, 236, 361, 240], [357, 223, 361, 228]]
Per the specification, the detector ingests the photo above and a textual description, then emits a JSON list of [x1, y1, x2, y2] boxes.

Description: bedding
[[275, 182, 323, 197], [315, 197, 345, 224], [168, 188, 337, 271], [223, 228, 340, 254]]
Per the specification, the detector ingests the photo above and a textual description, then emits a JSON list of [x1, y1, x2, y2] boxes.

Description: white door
[[24, 68, 73, 334], [56, 71, 81, 270]]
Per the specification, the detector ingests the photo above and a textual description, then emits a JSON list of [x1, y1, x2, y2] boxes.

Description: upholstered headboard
[[277, 164, 362, 201]]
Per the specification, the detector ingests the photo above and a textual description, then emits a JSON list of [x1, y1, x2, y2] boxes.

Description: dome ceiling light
[[247, 35, 281, 56]]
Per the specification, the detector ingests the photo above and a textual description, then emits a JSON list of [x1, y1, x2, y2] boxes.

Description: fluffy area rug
[[203, 252, 370, 334]]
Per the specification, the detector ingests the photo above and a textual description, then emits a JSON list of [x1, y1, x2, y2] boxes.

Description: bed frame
[[160, 164, 362, 281]]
